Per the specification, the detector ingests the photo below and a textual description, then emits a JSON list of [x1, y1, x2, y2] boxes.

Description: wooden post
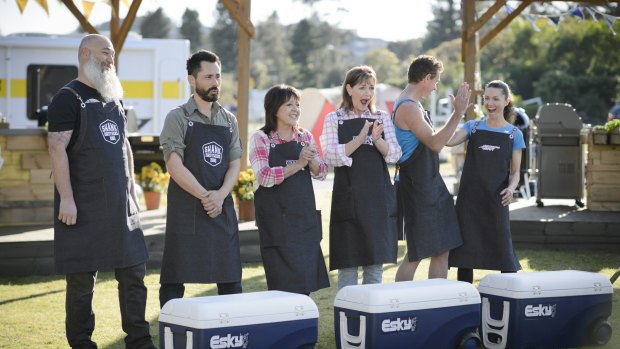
[[462, 0, 479, 121], [233, 0, 252, 170]]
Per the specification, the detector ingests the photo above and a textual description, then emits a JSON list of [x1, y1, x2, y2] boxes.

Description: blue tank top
[[393, 98, 422, 163]]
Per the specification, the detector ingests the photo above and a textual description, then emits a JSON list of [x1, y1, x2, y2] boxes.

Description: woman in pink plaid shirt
[[249, 84, 330, 295], [320, 66, 402, 289]]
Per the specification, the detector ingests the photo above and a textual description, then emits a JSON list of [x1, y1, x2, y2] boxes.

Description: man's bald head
[[78, 34, 114, 61]]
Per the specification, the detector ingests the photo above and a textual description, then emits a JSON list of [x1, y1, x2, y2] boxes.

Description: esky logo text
[[210, 333, 249, 349]]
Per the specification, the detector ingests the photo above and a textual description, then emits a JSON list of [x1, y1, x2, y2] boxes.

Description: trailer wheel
[[590, 319, 612, 346], [457, 330, 482, 349], [575, 200, 584, 208], [536, 200, 544, 207]]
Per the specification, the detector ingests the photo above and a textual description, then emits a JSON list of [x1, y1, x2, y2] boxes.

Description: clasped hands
[[200, 190, 225, 218], [358, 120, 384, 145], [297, 144, 317, 168]]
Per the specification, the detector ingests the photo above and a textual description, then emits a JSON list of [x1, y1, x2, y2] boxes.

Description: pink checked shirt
[[320, 108, 402, 167], [249, 128, 328, 190]]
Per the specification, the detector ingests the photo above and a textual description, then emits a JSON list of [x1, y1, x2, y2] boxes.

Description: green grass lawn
[[1, 188, 618, 348], [0, 244, 618, 349]]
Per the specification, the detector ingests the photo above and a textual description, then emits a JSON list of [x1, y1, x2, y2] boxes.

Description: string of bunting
[[503, 3, 619, 35]]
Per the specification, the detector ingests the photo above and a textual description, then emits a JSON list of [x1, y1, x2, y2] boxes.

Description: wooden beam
[[221, 0, 256, 38], [60, 0, 97, 34], [481, 0, 533, 49], [462, 0, 479, 120], [467, 0, 506, 40], [115, 0, 143, 56], [110, 0, 120, 42], [235, 0, 251, 170]]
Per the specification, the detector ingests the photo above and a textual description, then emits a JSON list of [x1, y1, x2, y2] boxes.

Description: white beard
[[83, 55, 123, 102]]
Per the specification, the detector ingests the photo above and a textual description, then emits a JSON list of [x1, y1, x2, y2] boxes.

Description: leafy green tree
[[481, 17, 620, 124], [252, 12, 292, 88], [387, 39, 423, 61], [139, 7, 171, 39], [210, 2, 238, 73], [423, 0, 460, 51], [180, 8, 204, 52], [364, 48, 401, 86]]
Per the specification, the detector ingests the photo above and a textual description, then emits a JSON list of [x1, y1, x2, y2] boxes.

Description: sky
[[0, 0, 433, 42]]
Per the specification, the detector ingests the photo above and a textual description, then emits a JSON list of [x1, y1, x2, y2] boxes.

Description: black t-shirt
[[47, 80, 106, 147]]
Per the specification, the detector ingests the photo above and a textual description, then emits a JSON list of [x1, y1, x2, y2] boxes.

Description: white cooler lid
[[477, 270, 613, 299], [334, 279, 480, 313], [159, 290, 318, 329]]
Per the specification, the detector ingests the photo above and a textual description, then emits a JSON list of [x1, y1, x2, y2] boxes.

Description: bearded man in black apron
[[48, 34, 155, 349], [447, 80, 524, 283], [249, 85, 330, 295], [158, 50, 242, 307], [320, 66, 402, 289], [392, 55, 471, 282]]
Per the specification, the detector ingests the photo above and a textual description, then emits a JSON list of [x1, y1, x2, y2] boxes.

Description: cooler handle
[[186, 330, 193, 348], [482, 297, 510, 349], [162, 327, 193, 349], [164, 327, 173, 349], [339, 311, 366, 349]]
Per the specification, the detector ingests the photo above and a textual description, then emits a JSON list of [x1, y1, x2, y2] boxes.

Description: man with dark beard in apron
[[249, 84, 330, 295], [158, 50, 242, 307], [48, 34, 155, 349], [393, 55, 471, 282], [447, 80, 524, 282], [321, 66, 402, 289]]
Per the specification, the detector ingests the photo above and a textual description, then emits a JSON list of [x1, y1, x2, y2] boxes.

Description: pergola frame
[[461, 0, 620, 120]]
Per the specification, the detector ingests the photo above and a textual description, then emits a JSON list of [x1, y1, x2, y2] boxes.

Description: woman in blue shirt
[[447, 80, 525, 283]]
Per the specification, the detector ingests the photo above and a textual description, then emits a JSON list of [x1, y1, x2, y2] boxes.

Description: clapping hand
[[372, 120, 384, 143], [450, 82, 473, 117]]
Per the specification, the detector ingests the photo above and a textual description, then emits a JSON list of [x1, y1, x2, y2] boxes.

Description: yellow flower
[[233, 168, 255, 201], [137, 162, 170, 193]]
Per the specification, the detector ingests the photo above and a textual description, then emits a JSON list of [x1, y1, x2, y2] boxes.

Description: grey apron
[[394, 100, 462, 261], [329, 113, 398, 271], [449, 121, 521, 271], [54, 86, 147, 274], [160, 107, 241, 283], [254, 137, 329, 294]]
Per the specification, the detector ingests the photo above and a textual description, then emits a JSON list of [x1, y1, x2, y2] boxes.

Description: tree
[[423, 0, 460, 51], [180, 8, 204, 52], [210, 2, 238, 73], [252, 12, 292, 88], [387, 39, 423, 61], [140, 8, 171, 39], [364, 48, 401, 86]]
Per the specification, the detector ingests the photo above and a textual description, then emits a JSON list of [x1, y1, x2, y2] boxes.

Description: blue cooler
[[334, 279, 482, 349], [159, 291, 318, 349], [478, 270, 613, 349]]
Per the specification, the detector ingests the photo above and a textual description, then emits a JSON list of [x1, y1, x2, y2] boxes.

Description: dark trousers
[[457, 268, 517, 283], [159, 281, 242, 308], [65, 263, 154, 349]]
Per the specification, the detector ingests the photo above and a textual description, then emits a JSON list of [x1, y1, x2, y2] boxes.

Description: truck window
[[27, 64, 78, 125]]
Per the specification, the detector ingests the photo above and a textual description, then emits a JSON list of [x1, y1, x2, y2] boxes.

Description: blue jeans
[[337, 264, 383, 289], [65, 263, 154, 349]]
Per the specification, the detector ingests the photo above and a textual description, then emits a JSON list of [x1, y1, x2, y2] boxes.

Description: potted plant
[[232, 168, 256, 221], [592, 125, 608, 145], [605, 119, 620, 145], [137, 162, 170, 210]]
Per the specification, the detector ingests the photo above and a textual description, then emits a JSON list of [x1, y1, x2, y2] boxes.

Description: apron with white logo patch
[[54, 87, 147, 274], [449, 121, 521, 271], [329, 113, 398, 270], [160, 107, 241, 283], [254, 137, 329, 293]]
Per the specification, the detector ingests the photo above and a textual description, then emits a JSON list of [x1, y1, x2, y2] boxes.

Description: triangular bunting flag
[[527, 14, 541, 32], [548, 16, 561, 30], [569, 7, 584, 20], [82, 0, 95, 21], [35, 0, 48, 15], [16, 0, 28, 14], [603, 14, 617, 36]]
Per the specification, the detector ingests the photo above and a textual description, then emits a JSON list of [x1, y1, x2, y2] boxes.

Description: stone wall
[[586, 134, 620, 211]]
